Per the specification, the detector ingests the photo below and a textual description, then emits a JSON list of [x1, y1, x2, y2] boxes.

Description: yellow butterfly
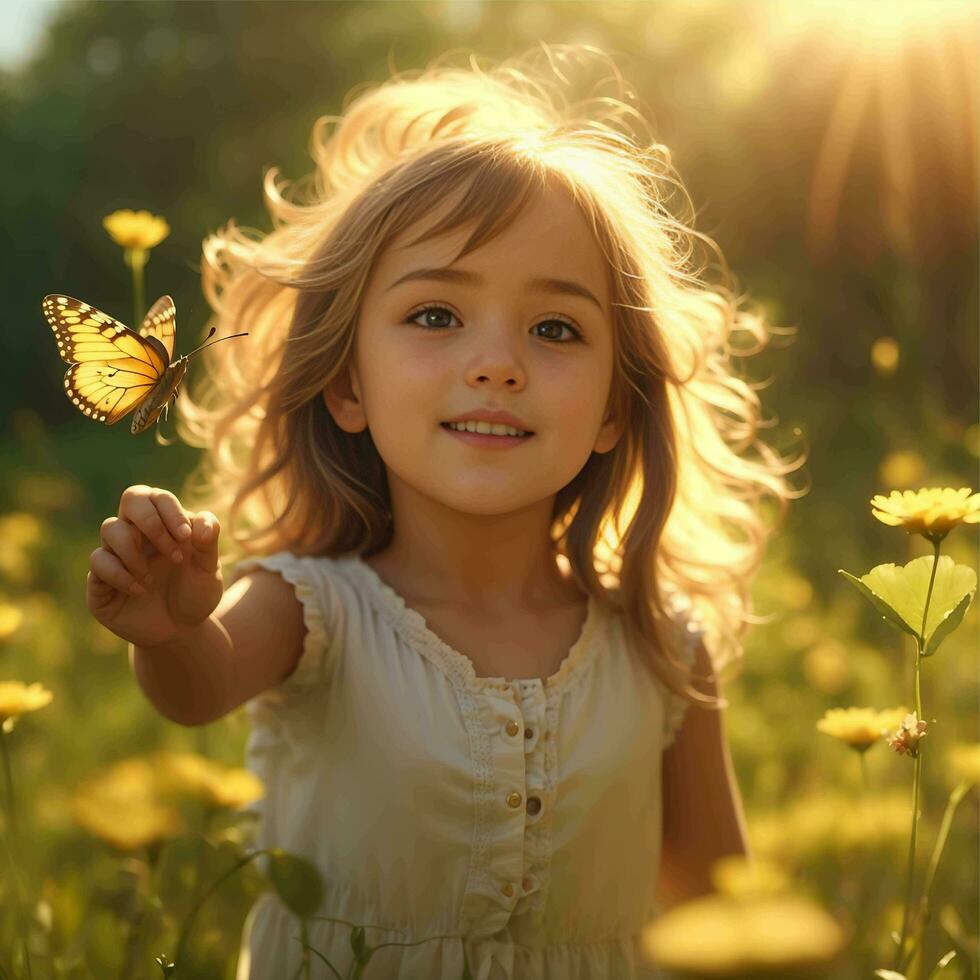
[[42, 294, 247, 434]]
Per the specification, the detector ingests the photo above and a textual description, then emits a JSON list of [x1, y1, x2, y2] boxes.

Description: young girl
[[88, 43, 800, 980]]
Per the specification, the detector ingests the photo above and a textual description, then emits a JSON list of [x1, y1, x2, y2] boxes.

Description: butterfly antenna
[[183, 327, 249, 360]]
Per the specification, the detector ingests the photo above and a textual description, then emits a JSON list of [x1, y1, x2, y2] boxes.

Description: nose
[[465, 328, 527, 389]]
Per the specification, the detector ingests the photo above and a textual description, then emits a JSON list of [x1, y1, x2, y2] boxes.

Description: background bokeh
[[1, 1, 977, 977]]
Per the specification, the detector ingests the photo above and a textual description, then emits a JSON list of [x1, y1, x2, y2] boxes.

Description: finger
[[101, 517, 154, 585], [189, 512, 220, 570], [119, 487, 188, 563], [87, 569, 121, 613], [90, 547, 148, 597], [87, 567, 115, 599], [148, 487, 194, 546]]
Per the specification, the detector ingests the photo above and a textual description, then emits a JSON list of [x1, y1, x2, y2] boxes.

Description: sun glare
[[763, 0, 977, 53], [746, 0, 979, 258]]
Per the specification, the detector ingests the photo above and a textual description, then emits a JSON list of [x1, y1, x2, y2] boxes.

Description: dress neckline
[[338, 553, 604, 695]]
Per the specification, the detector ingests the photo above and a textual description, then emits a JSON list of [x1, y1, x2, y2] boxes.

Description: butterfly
[[42, 294, 247, 434]]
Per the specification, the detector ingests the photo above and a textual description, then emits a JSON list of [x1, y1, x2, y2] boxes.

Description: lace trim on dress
[[337, 555, 604, 695]]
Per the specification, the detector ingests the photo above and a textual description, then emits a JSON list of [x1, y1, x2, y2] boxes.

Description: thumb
[[189, 511, 221, 570]]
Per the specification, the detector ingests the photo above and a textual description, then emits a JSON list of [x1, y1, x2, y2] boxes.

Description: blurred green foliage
[[0, 1, 977, 977]]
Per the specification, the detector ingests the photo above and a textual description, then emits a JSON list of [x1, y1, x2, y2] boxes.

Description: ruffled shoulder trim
[[226, 551, 333, 702], [660, 596, 707, 750]]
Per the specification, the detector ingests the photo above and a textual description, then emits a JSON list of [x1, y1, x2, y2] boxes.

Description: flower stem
[[892, 539, 941, 974], [127, 248, 146, 327], [905, 781, 972, 977], [118, 845, 161, 980], [0, 726, 34, 980], [173, 849, 272, 977]]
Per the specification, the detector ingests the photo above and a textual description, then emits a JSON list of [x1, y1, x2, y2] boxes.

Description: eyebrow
[[386, 266, 604, 313]]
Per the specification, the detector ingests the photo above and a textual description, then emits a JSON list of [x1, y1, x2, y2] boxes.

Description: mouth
[[440, 422, 535, 447]]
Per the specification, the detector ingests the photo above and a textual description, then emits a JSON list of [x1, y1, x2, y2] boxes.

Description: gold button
[[506, 791, 523, 808], [522, 876, 534, 892], [501, 883, 515, 898], [524, 727, 533, 739], [505, 720, 520, 737], [526, 795, 542, 815]]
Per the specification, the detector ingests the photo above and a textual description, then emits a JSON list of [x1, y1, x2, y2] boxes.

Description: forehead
[[374, 182, 611, 310]]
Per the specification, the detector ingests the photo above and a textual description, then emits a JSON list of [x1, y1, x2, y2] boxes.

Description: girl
[[90, 43, 801, 980]]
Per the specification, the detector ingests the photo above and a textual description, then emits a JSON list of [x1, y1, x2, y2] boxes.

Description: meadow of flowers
[[1, 211, 976, 979]]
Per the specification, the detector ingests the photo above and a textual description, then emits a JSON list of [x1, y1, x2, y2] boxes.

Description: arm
[[656, 635, 752, 911], [130, 568, 307, 727]]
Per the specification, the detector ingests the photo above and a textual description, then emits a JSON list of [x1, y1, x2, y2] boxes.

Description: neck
[[367, 481, 578, 616]]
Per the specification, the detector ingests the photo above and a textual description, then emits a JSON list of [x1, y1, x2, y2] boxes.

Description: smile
[[440, 422, 534, 449]]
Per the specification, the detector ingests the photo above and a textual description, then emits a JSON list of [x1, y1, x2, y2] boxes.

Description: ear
[[322, 360, 368, 434], [593, 402, 624, 455]]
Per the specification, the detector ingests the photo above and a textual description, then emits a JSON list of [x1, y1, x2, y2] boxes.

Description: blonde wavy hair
[[177, 43, 806, 712]]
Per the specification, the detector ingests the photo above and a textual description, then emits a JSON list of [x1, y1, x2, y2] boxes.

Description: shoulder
[[219, 551, 349, 705], [227, 550, 348, 605]]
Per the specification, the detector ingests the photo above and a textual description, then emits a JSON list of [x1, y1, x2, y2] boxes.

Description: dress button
[[526, 795, 542, 815], [522, 876, 534, 892], [506, 791, 523, 808], [501, 883, 515, 898], [524, 727, 533, 739], [505, 720, 520, 737]]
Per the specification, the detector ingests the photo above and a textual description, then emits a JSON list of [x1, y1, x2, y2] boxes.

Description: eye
[[402, 303, 583, 342]]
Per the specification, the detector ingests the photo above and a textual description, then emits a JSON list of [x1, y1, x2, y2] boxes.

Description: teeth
[[446, 420, 530, 437]]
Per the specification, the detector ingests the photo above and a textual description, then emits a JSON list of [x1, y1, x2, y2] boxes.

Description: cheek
[[360, 344, 445, 428], [543, 363, 609, 427]]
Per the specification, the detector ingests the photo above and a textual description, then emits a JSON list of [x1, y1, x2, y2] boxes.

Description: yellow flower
[[0, 681, 53, 728], [102, 209, 170, 251], [642, 892, 846, 977], [0, 512, 46, 587], [711, 855, 792, 899], [870, 487, 980, 539], [870, 336, 900, 375], [816, 706, 909, 751], [751, 790, 909, 862], [803, 640, 850, 694], [71, 757, 183, 851], [878, 450, 926, 489], [0, 603, 24, 642], [945, 742, 980, 787], [155, 751, 264, 809]]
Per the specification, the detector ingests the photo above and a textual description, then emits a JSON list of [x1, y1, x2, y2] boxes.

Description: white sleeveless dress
[[226, 551, 704, 980]]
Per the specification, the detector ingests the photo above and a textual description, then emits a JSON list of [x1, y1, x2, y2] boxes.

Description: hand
[[87, 485, 224, 649]]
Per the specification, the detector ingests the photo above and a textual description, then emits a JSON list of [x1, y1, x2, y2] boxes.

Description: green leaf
[[925, 589, 974, 656], [839, 556, 976, 651], [839, 569, 916, 638], [266, 850, 324, 921]]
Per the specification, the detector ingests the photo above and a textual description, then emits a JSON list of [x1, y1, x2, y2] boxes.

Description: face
[[324, 181, 622, 520]]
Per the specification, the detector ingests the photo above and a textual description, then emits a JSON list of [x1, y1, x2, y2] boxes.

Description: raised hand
[[87, 485, 224, 649]]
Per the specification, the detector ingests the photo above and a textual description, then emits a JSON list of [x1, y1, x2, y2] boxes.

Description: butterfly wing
[[42, 294, 169, 426], [138, 295, 176, 361]]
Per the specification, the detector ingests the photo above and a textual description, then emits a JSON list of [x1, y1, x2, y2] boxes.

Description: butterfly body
[[129, 357, 188, 434]]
